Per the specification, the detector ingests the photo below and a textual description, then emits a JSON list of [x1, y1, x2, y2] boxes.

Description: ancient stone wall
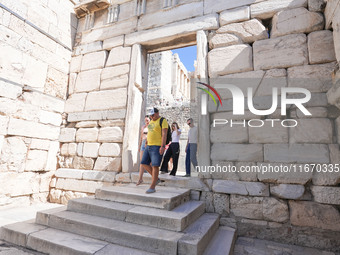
[[0, 0, 77, 206], [30, 0, 340, 251]]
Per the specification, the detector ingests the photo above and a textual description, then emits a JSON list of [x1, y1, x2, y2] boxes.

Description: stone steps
[[63, 197, 205, 232], [0, 220, 157, 255], [0, 184, 237, 255], [203, 226, 237, 255], [95, 184, 190, 210]]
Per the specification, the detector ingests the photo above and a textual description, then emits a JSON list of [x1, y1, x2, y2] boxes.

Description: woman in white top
[[160, 122, 181, 176], [137, 116, 150, 185]]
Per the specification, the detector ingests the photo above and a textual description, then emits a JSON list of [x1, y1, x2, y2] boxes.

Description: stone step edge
[[64, 197, 205, 231]]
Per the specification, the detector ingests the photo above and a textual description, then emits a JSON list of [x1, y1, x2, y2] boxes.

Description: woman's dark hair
[[172, 122, 180, 129]]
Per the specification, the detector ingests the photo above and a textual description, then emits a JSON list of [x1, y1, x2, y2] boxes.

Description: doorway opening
[[142, 45, 198, 176]]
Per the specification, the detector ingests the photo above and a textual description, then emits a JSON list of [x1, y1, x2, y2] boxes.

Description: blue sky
[[172, 45, 197, 72]]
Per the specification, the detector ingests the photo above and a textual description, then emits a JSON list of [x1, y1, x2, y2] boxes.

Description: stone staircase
[[0, 184, 236, 255]]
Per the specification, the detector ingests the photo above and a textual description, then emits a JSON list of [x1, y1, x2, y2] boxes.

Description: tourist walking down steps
[[185, 118, 198, 177], [140, 107, 168, 193], [136, 115, 150, 186]]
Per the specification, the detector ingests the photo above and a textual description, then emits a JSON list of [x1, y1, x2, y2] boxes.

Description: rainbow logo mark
[[196, 82, 223, 107]]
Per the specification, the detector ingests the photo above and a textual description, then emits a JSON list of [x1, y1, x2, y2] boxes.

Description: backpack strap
[[160, 117, 164, 129]]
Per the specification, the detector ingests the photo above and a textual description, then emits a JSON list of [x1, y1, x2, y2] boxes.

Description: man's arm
[[160, 127, 168, 155]]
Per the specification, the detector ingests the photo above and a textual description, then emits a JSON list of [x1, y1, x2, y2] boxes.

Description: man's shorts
[[141, 145, 163, 167]]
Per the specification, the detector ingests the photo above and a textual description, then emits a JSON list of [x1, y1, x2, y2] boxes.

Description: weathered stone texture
[[101, 64, 130, 81], [217, 19, 268, 43], [213, 193, 229, 216], [308, 0, 326, 12], [74, 69, 101, 93], [210, 125, 248, 143], [288, 62, 335, 93], [106, 47, 131, 67], [308, 30, 336, 64], [289, 201, 340, 231], [0, 137, 27, 172], [262, 197, 289, 223], [264, 144, 329, 163], [72, 156, 94, 170], [250, 0, 308, 19], [311, 186, 340, 205], [208, 44, 253, 77], [290, 119, 333, 144], [76, 128, 99, 142], [94, 157, 122, 171], [103, 35, 124, 50], [213, 180, 269, 196], [271, 8, 324, 38], [59, 128, 76, 143], [84, 89, 127, 111], [211, 144, 263, 162], [99, 143, 121, 157], [270, 184, 305, 199], [253, 34, 308, 70], [81, 51, 108, 71], [220, 6, 250, 26], [25, 150, 48, 171], [83, 143, 100, 158], [209, 33, 242, 49], [98, 127, 123, 143], [249, 124, 288, 144]]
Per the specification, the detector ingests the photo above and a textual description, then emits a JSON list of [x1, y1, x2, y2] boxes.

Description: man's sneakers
[[145, 188, 156, 193], [156, 178, 161, 185], [183, 174, 191, 177]]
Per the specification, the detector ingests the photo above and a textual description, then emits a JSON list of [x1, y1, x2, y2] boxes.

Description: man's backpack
[[160, 117, 172, 145]]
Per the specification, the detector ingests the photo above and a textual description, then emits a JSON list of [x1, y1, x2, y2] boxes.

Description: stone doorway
[[122, 31, 211, 173]]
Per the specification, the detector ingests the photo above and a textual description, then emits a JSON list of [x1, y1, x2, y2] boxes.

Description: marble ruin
[[0, 0, 340, 252]]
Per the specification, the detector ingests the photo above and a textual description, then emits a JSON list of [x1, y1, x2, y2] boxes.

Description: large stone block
[[258, 163, 313, 184], [83, 171, 116, 182], [22, 92, 65, 113], [0, 137, 27, 172], [253, 34, 308, 70], [38, 110, 62, 127], [125, 15, 218, 46], [255, 69, 287, 97], [101, 64, 130, 81], [290, 118, 333, 144], [249, 123, 288, 144], [64, 93, 87, 113], [72, 156, 94, 170], [204, 0, 261, 14], [212, 180, 269, 196], [99, 143, 121, 157], [75, 121, 98, 128], [208, 44, 253, 78], [287, 62, 335, 93], [308, 0, 326, 12], [68, 73, 77, 95], [30, 139, 50, 151], [7, 118, 60, 140], [46, 141, 59, 171], [69, 55, 82, 73], [250, 0, 308, 19], [83, 143, 100, 158], [56, 178, 103, 193], [264, 144, 329, 163], [81, 51, 108, 71], [98, 127, 123, 143], [55, 168, 84, 180], [289, 201, 340, 231], [311, 186, 340, 205], [74, 69, 101, 93], [271, 8, 324, 38], [106, 47, 131, 67], [0, 116, 9, 135], [84, 89, 127, 111], [103, 35, 124, 50], [211, 144, 263, 162], [138, 1, 203, 31], [0, 172, 39, 197], [210, 125, 248, 143], [263, 197, 289, 223], [100, 74, 129, 90], [270, 184, 305, 199], [73, 41, 103, 56], [230, 195, 263, 220], [76, 128, 99, 142], [0, 82, 22, 100], [209, 33, 242, 49], [220, 6, 250, 26], [67, 109, 126, 122], [22, 56, 48, 90], [25, 150, 48, 171], [94, 157, 122, 171], [217, 19, 268, 43], [308, 30, 336, 64], [59, 128, 76, 143], [45, 67, 68, 100]]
